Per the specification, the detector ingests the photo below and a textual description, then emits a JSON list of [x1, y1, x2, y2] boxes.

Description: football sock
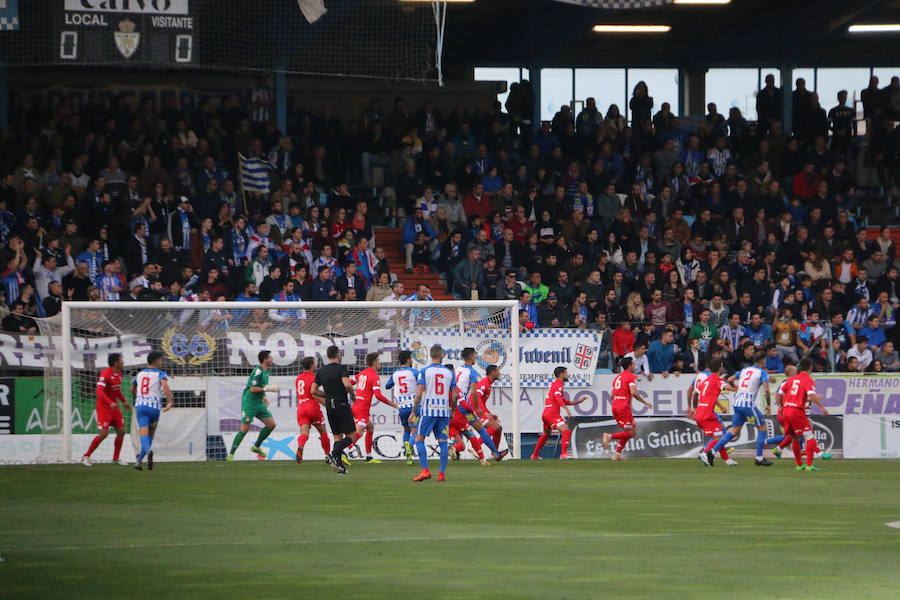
[[703, 437, 718, 452], [615, 438, 628, 454], [84, 435, 103, 457], [470, 437, 484, 459], [402, 429, 411, 445], [365, 430, 373, 456], [332, 436, 354, 459], [719, 448, 730, 460], [532, 433, 550, 457], [319, 433, 331, 454], [791, 439, 803, 465], [230, 430, 247, 455], [416, 439, 428, 469], [454, 440, 465, 453], [478, 428, 499, 455], [805, 438, 818, 466], [297, 434, 309, 449], [711, 430, 734, 453], [778, 436, 792, 449], [113, 435, 123, 461], [138, 435, 152, 462], [766, 435, 785, 446], [755, 429, 766, 460], [438, 440, 449, 474], [489, 427, 501, 447], [254, 426, 274, 448], [611, 431, 633, 440], [561, 430, 572, 455]]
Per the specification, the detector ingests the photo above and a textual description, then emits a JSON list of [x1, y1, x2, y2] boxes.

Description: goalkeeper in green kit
[[227, 350, 280, 460]]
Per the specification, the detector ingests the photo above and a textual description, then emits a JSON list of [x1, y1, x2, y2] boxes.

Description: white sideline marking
[[7, 530, 844, 553], [886, 521, 900, 529]]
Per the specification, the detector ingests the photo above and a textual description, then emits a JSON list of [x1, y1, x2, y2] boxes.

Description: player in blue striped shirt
[[131, 351, 173, 471], [409, 345, 457, 482], [714, 351, 773, 466], [384, 350, 419, 465]]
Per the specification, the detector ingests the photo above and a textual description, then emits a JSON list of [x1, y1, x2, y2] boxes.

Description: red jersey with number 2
[[612, 371, 638, 410], [781, 372, 816, 414]]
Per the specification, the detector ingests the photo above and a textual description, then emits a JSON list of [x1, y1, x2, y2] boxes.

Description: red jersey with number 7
[[295, 371, 316, 404], [611, 371, 638, 409], [781, 372, 816, 413]]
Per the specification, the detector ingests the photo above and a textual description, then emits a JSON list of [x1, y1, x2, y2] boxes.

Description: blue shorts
[[731, 405, 765, 429], [136, 405, 161, 429], [417, 415, 450, 441], [398, 407, 419, 429]]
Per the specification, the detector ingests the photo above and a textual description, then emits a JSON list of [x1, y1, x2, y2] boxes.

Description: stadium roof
[[442, 0, 900, 71]]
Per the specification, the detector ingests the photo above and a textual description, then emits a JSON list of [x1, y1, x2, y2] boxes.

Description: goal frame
[[58, 300, 521, 462]]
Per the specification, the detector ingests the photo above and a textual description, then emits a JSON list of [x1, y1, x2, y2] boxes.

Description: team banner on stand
[[402, 328, 599, 388], [844, 415, 900, 458]]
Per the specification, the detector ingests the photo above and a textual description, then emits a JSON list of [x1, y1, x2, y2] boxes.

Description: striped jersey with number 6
[[417, 364, 456, 417]]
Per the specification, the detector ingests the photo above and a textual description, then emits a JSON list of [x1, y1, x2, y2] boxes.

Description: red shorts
[[541, 412, 567, 431], [96, 403, 124, 431], [695, 414, 723, 437], [296, 401, 324, 427], [781, 409, 812, 437], [611, 404, 635, 430], [449, 411, 469, 438], [351, 403, 371, 428]]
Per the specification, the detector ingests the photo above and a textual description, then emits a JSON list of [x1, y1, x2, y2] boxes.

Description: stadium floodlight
[[45, 300, 522, 463], [592, 25, 671, 33], [848, 24, 900, 33]]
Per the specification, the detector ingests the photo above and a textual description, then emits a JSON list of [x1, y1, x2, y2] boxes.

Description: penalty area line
[[5, 530, 845, 553]]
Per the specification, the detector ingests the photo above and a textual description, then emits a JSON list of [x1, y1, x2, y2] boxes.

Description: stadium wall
[[2, 374, 899, 464]]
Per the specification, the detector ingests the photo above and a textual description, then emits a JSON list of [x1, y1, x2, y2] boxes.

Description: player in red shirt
[[602, 357, 652, 460], [764, 364, 797, 459], [81, 353, 132, 466], [472, 369, 503, 448], [530, 366, 585, 460], [294, 356, 331, 463], [689, 358, 737, 467], [447, 367, 488, 465], [350, 352, 398, 463], [780, 358, 829, 471]]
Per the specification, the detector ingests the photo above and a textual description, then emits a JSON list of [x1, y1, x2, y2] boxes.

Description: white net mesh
[[36, 301, 519, 463]]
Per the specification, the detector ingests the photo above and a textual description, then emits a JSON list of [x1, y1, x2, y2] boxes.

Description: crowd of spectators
[[0, 73, 898, 375]]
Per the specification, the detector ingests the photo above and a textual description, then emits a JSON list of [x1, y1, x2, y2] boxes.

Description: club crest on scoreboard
[[114, 18, 140, 58]]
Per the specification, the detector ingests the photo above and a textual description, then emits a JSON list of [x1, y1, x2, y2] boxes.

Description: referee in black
[[312, 345, 355, 474]]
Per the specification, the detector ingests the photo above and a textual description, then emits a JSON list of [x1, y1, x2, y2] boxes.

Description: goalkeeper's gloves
[[264, 384, 280, 393]]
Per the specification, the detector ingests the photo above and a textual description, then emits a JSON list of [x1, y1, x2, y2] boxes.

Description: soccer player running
[[82, 353, 132, 466], [530, 367, 585, 460], [780, 357, 829, 471], [385, 350, 418, 465], [227, 350, 279, 461], [410, 344, 458, 482], [132, 351, 173, 471], [294, 356, 330, 464], [602, 357, 652, 460], [690, 358, 737, 467], [455, 348, 507, 460], [350, 352, 399, 463], [765, 364, 797, 459], [711, 351, 774, 466], [316, 345, 356, 474]]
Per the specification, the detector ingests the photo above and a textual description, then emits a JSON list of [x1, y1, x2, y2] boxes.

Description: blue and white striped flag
[[551, 0, 673, 7], [239, 153, 272, 194]]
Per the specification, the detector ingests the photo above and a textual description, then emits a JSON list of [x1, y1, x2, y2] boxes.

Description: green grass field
[[1, 459, 899, 600]]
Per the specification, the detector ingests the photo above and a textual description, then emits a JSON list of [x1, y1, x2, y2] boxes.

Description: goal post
[[47, 300, 521, 463]]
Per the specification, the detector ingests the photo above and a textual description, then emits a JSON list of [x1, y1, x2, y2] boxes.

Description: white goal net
[[36, 300, 520, 464]]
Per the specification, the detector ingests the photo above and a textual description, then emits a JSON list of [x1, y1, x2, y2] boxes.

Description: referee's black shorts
[[325, 400, 355, 435]]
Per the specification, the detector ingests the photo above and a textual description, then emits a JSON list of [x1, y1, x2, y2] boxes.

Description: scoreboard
[[58, 0, 195, 65]]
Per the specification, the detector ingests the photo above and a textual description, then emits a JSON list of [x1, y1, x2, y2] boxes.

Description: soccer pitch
[[2, 460, 898, 600]]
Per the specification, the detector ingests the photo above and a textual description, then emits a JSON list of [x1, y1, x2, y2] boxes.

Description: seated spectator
[[745, 313, 774, 348], [846, 336, 873, 371], [772, 306, 800, 363], [764, 343, 784, 373], [537, 292, 567, 328], [523, 271, 549, 304], [678, 337, 702, 373], [857, 314, 886, 352], [874, 340, 900, 372], [624, 341, 651, 378], [2, 301, 37, 333]]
